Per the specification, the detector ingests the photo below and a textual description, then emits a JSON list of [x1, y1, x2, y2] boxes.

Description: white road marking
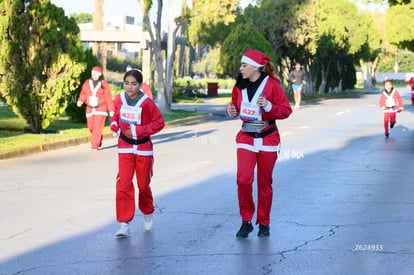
[[280, 131, 291, 137], [336, 109, 352, 116]]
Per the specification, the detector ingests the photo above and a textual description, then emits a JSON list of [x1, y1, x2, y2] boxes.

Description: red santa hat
[[91, 66, 102, 76], [241, 49, 270, 67]]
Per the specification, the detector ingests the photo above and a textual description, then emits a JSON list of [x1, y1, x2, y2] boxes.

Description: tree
[[287, 0, 379, 93], [219, 20, 276, 78], [0, 0, 84, 132], [137, 0, 169, 112], [192, 47, 221, 78], [188, 0, 239, 47], [70, 13, 93, 24], [385, 0, 414, 51], [137, 0, 189, 113], [166, 2, 191, 107]]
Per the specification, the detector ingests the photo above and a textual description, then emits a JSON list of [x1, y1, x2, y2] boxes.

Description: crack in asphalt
[[261, 225, 339, 274], [0, 227, 34, 241]]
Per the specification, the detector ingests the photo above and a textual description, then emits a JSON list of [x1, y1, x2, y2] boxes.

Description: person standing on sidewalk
[[379, 79, 403, 138], [288, 62, 306, 109], [77, 66, 114, 150], [110, 69, 164, 238], [227, 49, 292, 238]]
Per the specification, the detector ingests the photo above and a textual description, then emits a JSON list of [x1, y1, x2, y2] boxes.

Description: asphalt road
[[1, 89, 414, 275]]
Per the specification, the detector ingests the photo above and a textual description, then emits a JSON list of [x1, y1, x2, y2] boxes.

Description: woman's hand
[[125, 127, 133, 136], [227, 103, 238, 117], [257, 96, 268, 108]]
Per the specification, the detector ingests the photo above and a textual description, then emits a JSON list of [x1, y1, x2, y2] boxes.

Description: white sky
[[51, 0, 254, 20], [51, 0, 142, 18]]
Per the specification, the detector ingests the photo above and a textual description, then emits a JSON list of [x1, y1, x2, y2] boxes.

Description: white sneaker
[[116, 222, 130, 238], [294, 104, 300, 109], [143, 214, 153, 231]]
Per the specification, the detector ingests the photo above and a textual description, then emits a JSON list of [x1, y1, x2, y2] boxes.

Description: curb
[[0, 114, 214, 160]]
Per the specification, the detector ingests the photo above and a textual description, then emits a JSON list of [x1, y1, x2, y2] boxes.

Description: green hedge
[[174, 78, 235, 90]]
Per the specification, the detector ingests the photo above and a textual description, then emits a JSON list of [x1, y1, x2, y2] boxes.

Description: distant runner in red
[[110, 69, 164, 238], [77, 66, 114, 150], [408, 76, 414, 104], [379, 79, 403, 138], [227, 49, 292, 238]]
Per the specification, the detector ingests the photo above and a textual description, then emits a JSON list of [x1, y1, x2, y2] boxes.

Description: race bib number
[[88, 96, 98, 107], [240, 101, 260, 121], [120, 105, 142, 125], [385, 98, 395, 108]]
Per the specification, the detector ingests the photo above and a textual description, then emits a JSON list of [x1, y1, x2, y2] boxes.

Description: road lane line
[[336, 109, 352, 116]]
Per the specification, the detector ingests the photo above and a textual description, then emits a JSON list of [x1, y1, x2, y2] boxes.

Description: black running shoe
[[258, 224, 270, 237], [236, 221, 253, 238], [390, 123, 395, 129]]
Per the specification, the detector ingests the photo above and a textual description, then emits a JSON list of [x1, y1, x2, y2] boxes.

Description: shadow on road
[[2, 122, 414, 274]]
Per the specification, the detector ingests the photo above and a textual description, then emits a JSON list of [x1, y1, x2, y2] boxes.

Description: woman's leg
[[135, 155, 155, 215], [256, 151, 278, 226], [237, 148, 257, 222], [116, 153, 136, 222]]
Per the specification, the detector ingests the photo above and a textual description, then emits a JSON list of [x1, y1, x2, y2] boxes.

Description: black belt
[[120, 132, 150, 145], [86, 102, 106, 108], [244, 125, 276, 138]]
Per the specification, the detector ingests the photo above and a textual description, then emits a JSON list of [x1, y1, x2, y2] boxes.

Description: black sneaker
[[236, 221, 253, 238], [258, 224, 270, 237], [390, 123, 395, 129]]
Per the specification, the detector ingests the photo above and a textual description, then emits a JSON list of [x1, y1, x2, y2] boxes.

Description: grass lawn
[[0, 107, 206, 153]]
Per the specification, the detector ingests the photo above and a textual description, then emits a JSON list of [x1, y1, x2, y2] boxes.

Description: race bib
[[120, 105, 142, 125], [385, 98, 395, 108], [88, 96, 98, 107], [240, 101, 260, 121]]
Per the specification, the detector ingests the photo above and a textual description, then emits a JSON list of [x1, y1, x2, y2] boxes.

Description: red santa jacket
[[77, 79, 114, 117], [228, 75, 292, 152], [408, 76, 414, 92], [379, 88, 403, 113], [110, 91, 164, 156]]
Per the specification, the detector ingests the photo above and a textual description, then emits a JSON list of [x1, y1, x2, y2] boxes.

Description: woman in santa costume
[[408, 76, 414, 104], [110, 69, 164, 238], [379, 79, 403, 137], [77, 66, 114, 150], [227, 49, 292, 238]]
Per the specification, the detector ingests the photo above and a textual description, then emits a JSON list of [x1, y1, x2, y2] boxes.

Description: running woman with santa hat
[[110, 69, 164, 238], [77, 66, 114, 150], [227, 49, 292, 238]]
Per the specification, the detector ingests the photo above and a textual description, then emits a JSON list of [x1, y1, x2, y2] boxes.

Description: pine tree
[[0, 0, 84, 132]]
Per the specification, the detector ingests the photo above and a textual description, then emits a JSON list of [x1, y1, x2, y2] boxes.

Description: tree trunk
[[306, 58, 316, 95], [166, 6, 176, 108], [137, 0, 169, 113], [93, 0, 105, 69], [336, 59, 343, 93], [318, 57, 332, 94]]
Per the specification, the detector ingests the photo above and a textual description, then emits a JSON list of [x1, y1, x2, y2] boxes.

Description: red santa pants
[[116, 153, 154, 223], [86, 115, 106, 149], [383, 112, 396, 135], [237, 148, 278, 226]]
